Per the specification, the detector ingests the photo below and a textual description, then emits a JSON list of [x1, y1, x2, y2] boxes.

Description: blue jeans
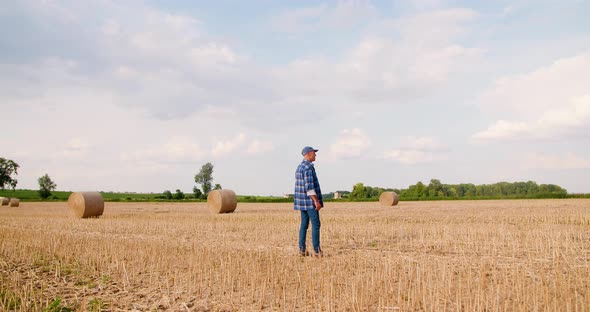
[[299, 209, 321, 253]]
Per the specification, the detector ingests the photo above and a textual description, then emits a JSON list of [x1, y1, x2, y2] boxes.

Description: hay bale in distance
[[0, 197, 8, 206], [9, 198, 20, 207], [379, 191, 399, 207], [207, 189, 237, 214], [68, 192, 104, 218]]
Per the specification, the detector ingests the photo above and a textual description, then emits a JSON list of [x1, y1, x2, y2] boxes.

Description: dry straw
[[207, 189, 237, 213], [379, 191, 399, 206], [0, 197, 8, 206], [68, 192, 104, 218], [9, 198, 20, 207]]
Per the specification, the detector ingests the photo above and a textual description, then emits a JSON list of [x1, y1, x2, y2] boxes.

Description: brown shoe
[[312, 249, 323, 257], [299, 250, 310, 257]]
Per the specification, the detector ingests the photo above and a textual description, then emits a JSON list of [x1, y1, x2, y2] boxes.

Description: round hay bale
[[8, 198, 19, 207], [207, 189, 237, 214], [68, 192, 104, 218], [379, 191, 399, 206], [0, 197, 8, 206]]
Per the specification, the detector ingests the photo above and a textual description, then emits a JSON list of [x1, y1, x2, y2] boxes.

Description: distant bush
[[1, 183, 585, 203]]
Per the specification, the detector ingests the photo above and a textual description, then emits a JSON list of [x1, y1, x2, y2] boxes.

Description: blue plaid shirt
[[294, 160, 323, 210]]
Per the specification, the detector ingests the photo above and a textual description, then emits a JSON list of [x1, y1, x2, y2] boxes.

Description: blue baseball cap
[[301, 146, 319, 156]]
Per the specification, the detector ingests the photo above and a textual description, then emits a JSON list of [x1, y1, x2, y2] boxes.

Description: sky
[[1, 0, 589, 196]]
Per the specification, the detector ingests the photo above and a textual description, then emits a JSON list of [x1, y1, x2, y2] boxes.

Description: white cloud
[[272, 5, 326, 33], [54, 138, 91, 159], [480, 53, 590, 115], [0, 2, 252, 122], [399, 0, 446, 12], [272, 0, 376, 33], [382, 136, 447, 164], [523, 153, 590, 170], [1, 2, 483, 133], [101, 19, 121, 36], [393, 8, 477, 42], [474, 53, 590, 142], [473, 94, 590, 141], [117, 12, 201, 57], [327, 0, 377, 27], [501, 5, 515, 16], [114, 65, 138, 79], [121, 137, 206, 163], [190, 43, 237, 66], [163, 138, 207, 161], [273, 8, 482, 105], [398, 136, 444, 150], [211, 133, 247, 157], [203, 134, 275, 157], [329, 128, 371, 159], [471, 120, 533, 141], [382, 150, 441, 165], [537, 94, 590, 129], [4, 1, 587, 195], [247, 140, 274, 155]]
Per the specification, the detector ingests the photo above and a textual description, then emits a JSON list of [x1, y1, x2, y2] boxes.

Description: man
[[294, 146, 324, 257]]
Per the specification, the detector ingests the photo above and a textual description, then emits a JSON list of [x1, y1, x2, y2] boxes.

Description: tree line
[[345, 179, 569, 200], [0, 156, 579, 202], [1, 157, 220, 200], [1, 157, 57, 199]]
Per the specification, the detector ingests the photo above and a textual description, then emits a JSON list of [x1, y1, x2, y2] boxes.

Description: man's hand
[[314, 199, 322, 211], [310, 194, 322, 211]]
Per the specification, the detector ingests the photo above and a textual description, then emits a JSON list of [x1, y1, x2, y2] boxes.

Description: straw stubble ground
[[0, 199, 589, 311]]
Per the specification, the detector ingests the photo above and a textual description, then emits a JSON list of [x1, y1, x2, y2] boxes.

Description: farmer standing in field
[[294, 146, 324, 257]]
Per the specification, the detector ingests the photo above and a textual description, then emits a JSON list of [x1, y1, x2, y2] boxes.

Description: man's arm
[[304, 170, 322, 210], [310, 194, 322, 210]]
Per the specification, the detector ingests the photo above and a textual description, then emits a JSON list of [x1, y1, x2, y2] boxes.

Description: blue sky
[[1, 0, 589, 195]]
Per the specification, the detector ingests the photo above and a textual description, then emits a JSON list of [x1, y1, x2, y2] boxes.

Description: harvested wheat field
[[1, 199, 589, 311]]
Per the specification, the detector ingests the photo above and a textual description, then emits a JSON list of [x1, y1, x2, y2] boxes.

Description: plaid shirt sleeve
[[303, 167, 316, 193], [294, 161, 322, 210]]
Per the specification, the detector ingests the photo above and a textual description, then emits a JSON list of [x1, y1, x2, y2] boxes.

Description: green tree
[[368, 186, 381, 198], [448, 187, 458, 197], [38, 173, 57, 199], [415, 182, 427, 198], [350, 182, 369, 199], [526, 181, 539, 195], [428, 179, 444, 197], [174, 189, 185, 200], [0, 158, 19, 190], [195, 162, 214, 196], [539, 184, 567, 196], [193, 186, 203, 199], [214, 184, 222, 190], [476, 185, 485, 196], [464, 184, 476, 197], [163, 190, 173, 200], [397, 179, 569, 200]]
